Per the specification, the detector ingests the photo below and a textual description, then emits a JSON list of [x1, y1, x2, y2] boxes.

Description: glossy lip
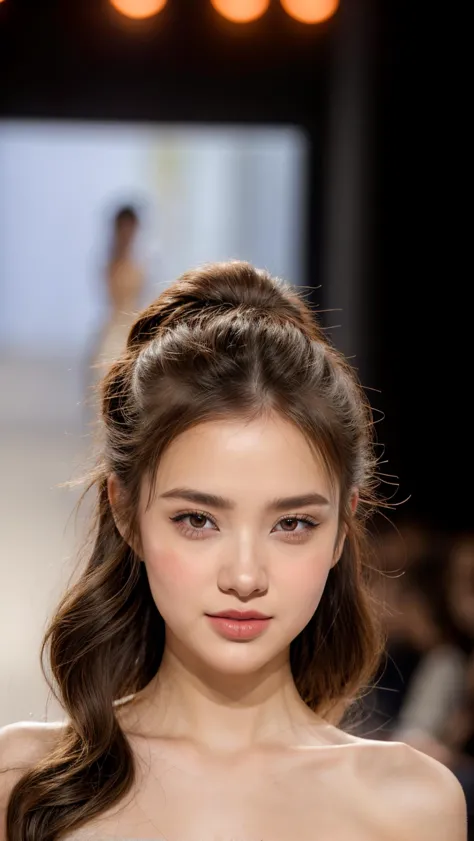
[[206, 614, 272, 641], [206, 609, 272, 620]]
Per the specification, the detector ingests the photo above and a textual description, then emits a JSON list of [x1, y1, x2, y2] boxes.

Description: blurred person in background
[[388, 537, 474, 838], [356, 530, 474, 835], [85, 205, 145, 424], [372, 519, 433, 574], [352, 521, 435, 736], [390, 549, 472, 759], [94, 204, 145, 371], [449, 536, 474, 645]]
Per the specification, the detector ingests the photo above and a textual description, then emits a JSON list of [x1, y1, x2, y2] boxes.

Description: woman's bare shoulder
[[0, 720, 67, 840], [0, 720, 67, 796], [350, 737, 467, 840], [0, 719, 67, 768]]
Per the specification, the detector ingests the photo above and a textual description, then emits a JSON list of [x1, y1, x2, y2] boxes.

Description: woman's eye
[[273, 516, 318, 535], [187, 513, 213, 529], [170, 512, 319, 540], [170, 511, 217, 535]]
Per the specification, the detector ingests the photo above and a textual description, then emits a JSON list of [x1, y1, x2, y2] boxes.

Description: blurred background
[[1, 0, 472, 831]]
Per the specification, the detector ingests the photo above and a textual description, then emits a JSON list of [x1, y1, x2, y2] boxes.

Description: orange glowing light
[[280, 0, 339, 24], [110, 0, 167, 20], [210, 0, 270, 24]]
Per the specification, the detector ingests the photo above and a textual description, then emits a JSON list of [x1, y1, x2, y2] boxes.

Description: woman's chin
[[188, 639, 288, 679]]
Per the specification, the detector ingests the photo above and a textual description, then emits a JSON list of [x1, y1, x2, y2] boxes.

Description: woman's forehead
[[144, 415, 339, 508]]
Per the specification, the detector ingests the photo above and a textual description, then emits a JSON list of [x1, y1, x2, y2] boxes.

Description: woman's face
[[137, 414, 346, 676]]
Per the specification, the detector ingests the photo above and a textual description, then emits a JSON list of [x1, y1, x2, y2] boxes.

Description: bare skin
[[86, 216, 144, 405], [106, 215, 143, 314], [0, 415, 467, 840], [0, 715, 466, 840], [95, 214, 144, 371], [106, 257, 143, 315]]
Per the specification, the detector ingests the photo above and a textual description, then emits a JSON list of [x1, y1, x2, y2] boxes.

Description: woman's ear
[[107, 474, 143, 559], [350, 487, 359, 515], [332, 488, 359, 567], [107, 473, 125, 538]]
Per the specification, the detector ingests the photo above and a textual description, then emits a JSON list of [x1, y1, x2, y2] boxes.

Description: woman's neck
[[121, 645, 325, 754]]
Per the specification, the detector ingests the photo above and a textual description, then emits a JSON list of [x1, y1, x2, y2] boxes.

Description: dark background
[[0, 0, 468, 531]]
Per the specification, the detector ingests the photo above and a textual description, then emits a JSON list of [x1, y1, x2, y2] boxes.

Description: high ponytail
[[6, 261, 384, 840], [127, 261, 324, 348]]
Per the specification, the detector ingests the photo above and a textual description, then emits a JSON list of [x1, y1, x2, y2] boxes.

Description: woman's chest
[[66, 752, 392, 841]]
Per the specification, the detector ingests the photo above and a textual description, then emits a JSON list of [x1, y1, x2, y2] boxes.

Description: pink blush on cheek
[[143, 546, 195, 588], [143, 546, 206, 625]]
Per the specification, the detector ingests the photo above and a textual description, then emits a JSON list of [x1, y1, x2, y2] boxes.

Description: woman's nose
[[217, 536, 268, 599]]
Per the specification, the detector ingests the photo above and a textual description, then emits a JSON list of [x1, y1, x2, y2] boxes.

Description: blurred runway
[[0, 354, 92, 726]]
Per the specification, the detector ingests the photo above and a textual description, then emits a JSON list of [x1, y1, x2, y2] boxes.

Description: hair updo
[[6, 261, 384, 841]]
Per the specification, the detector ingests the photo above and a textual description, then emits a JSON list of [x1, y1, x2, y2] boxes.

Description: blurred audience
[[390, 550, 471, 758], [357, 524, 474, 835]]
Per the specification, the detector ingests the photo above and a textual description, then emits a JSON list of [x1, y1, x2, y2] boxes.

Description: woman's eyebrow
[[159, 487, 330, 510]]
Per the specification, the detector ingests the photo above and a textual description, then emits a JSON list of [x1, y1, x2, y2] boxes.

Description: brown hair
[[6, 261, 384, 840]]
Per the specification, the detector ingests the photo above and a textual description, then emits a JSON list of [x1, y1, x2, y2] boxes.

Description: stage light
[[280, 0, 339, 24], [210, 0, 270, 24], [110, 0, 167, 20]]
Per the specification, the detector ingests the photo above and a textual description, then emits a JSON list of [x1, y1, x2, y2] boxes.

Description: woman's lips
[[205, 612, 272, 641]]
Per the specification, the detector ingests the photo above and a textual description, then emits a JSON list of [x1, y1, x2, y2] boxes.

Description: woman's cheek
[[144, 547, 181, 583], [282, 558, 331, 614], [142, 539, 204, 595]]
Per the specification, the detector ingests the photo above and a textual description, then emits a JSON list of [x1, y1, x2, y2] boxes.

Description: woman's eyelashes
[[169, 510, 320, 542]]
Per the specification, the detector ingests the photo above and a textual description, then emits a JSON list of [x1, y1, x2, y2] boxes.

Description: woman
[[84, 204, 145, 431], [0, 262, 466, 840], [90, 205, 145, 384]]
